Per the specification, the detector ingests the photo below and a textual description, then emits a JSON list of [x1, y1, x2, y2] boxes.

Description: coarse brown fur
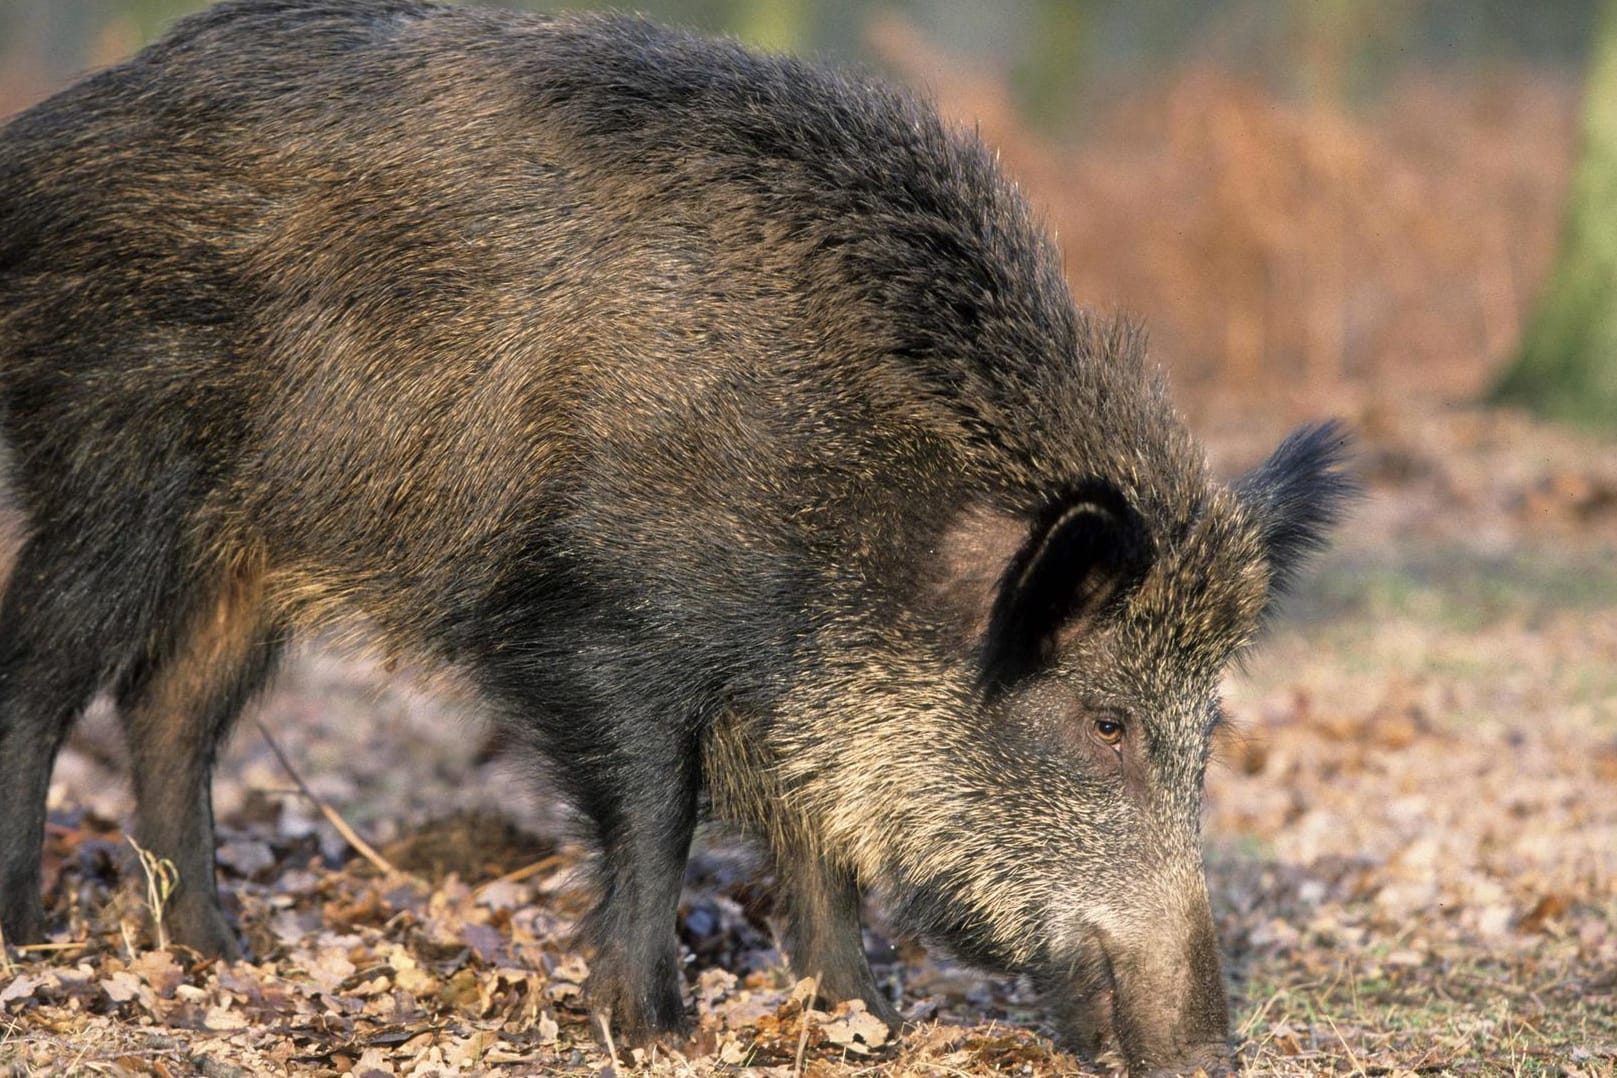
[[0, 3, 1352, 1072]]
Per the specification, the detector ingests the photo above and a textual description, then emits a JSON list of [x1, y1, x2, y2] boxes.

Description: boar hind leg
[[577, 737, 702, 1047], [0, 536, 108, 945], [113, 558, 282, 959], [780, 853, 898, 1027]]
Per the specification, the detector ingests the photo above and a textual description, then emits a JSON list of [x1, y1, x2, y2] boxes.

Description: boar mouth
[[1046, 930, 1123, 1062]]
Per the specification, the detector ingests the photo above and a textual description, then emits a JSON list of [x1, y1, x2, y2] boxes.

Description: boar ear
[[973, 480, 1153, 688], [1235, 421, 1356, 609]]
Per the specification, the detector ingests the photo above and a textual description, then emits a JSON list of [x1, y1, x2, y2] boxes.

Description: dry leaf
[[130, 949, 184, 997], [820, 1000, 891, 1054], [1, 974, 45, 1005], [1518, 893, 1570, 934]]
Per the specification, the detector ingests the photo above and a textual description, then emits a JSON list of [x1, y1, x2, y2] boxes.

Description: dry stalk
[[125, 834, 177, 951], [597, 1008, 622, 1071], [470, 853, 566, 900], [254, 717, 402, 880], [794, 973, 821, 1078]]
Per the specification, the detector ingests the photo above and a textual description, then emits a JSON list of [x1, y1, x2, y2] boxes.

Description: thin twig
[[1325, 1013, 1364, 1076], [255, 717, 401, 879], [13, 941, 86, 954], [470, 853, 566, 899], [597, 1008, 622, 1071]]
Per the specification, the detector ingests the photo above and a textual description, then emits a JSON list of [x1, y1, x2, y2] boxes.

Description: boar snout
[[1053, 898, 1233, 1076]]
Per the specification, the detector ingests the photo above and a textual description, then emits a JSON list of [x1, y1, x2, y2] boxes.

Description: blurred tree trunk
[[1492, 0, 1617, 429]]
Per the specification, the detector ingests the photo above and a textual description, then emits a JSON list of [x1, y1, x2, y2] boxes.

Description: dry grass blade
[[125, 834, 176, 952], [597, 1008, 621, 1072], [794, 974, 820, 1078]]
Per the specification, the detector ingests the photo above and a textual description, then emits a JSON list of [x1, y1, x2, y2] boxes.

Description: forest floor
[[4, 20, 1617, 1078]]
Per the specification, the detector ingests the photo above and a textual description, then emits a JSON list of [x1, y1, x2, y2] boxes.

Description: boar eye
[[1093, 716, 1124, 746]]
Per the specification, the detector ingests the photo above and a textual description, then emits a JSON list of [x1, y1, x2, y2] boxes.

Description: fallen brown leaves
[[4, 792, 1105, 1077]]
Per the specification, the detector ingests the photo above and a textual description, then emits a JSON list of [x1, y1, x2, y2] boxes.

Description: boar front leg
[[578, 734, 703, 1048], [778, 849, 899, 1028]]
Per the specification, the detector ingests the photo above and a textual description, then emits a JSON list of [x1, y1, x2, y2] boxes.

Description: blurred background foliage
[[0, 1, 1599, 120], [0, 0, 1609, 427]]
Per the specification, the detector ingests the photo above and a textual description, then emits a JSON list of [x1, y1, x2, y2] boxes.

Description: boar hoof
[[163, 901, 243, 962], [587, 969, 692, 1056], [802, 967, 900, 1032]]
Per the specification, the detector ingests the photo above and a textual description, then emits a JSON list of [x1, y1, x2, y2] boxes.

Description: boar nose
[[1112, 895, 1232, 1075], [1134, 1042, 1237, 1078], [1057, 884, 1233, 1076]]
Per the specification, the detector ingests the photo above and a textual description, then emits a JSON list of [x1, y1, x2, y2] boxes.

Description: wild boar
[[0, 2, 1351, 1071]]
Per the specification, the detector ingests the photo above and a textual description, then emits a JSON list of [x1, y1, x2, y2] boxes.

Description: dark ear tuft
[[980, 480, 1153, 688], [1236, 421, 1357, 606]]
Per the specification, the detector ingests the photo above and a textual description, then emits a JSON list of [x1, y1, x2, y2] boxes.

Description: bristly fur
[[0, 3, 1348, 1070]]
